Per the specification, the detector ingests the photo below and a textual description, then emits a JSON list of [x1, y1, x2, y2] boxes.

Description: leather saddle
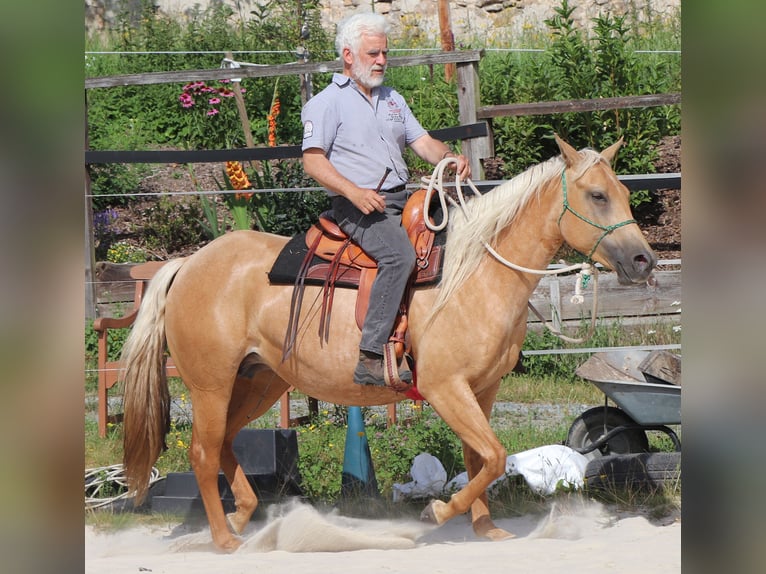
[[282, 188, 443, 360]]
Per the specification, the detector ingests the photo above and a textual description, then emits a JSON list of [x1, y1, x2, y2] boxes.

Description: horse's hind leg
[[188, 387, 242, 552], [219, 369, 290, 535]]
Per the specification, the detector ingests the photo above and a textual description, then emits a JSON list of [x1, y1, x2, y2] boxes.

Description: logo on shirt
[[386, 99, 403, 123], [303, 121, 313, 139]]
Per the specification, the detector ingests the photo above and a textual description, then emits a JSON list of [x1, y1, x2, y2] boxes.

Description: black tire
[[566, 406, 649, 460], [584, 452, 681, 491]]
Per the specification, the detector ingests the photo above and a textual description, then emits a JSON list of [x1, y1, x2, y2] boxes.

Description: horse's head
[[555, 134, 657, 284]]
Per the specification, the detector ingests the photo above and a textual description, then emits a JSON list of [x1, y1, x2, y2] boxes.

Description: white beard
[[352, 60, 386, 90]]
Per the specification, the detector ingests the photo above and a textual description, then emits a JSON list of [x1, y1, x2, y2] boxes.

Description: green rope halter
[[557, 170, 637, 259]]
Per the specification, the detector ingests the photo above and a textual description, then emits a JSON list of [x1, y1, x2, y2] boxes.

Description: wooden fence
[[85, 49, 681, 319]]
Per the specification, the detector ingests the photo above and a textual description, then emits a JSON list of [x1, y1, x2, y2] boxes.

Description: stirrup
[[383, 342, 413, 392]]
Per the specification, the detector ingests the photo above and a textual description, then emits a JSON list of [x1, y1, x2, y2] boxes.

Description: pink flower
[[207, 108, 219, 116], [218, 87, 235, 97], [183, 81, 205, 93], [179, 93, 194, 108], [208, 97, 221, 105]]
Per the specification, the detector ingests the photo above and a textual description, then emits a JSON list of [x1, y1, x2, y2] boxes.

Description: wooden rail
[[478, 93, 681, 119], [84, 50, 484, 89]]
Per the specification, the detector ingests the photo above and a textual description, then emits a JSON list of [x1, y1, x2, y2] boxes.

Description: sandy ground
[[85, 499, 680, 573]]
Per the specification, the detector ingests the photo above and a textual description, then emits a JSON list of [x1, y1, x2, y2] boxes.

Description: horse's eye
[[590, 191, 607, 203]]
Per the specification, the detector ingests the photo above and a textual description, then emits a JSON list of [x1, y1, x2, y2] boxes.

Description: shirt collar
[[332, 73, 380, 103]]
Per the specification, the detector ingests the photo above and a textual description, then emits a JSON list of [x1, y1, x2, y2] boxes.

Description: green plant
[[368, 407, 465, 495], [139, 196, 206, 255], [176, 79, 247, 150], [106, 241, 147, 263]]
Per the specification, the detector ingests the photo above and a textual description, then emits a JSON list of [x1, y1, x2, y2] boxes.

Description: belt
[[382, 184, 407, 193]]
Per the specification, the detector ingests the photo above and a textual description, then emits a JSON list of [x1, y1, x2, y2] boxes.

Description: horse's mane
[[428, 149, 605, 320]]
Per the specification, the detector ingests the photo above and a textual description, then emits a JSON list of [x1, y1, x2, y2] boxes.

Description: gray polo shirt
[[301, 73, 427, 194]]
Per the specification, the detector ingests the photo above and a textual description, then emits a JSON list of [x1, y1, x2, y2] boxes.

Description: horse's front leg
[[461, 383, 516, 540], [421, 383, 511, 539], [462, 440, 515, 541]]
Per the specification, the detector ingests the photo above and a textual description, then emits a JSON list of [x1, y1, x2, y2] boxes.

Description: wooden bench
[[93, 261, 416, 437], [93, 261, 179, 437]]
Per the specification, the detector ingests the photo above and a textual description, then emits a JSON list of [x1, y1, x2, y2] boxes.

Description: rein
[[421, 158, 610, 344]]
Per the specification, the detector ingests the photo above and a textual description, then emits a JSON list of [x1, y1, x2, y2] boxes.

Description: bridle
[[557, 170, 637, 259]]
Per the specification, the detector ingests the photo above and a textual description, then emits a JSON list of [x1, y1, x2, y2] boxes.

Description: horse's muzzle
[[614, 249, 657, 284]]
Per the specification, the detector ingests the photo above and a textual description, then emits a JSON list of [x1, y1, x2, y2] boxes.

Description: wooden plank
[[620, 173, 681, 191], [470, 174, 681, 194], [86, 145, 302, 165], [94, 262, 138, 308], [429, 121, 488, 142], [528, 269, 681, 323], [85, 50, 484, 89], [478, 93, 681, 119], [85, 124, 490, 165], [456, 60, 492, 178]]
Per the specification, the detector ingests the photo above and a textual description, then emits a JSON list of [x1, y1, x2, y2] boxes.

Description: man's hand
[[451, 153, 472, 181], [350, 187, 386, 214]]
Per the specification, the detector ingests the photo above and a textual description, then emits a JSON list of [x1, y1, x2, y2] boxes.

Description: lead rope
[[421, 158, 599, 344]]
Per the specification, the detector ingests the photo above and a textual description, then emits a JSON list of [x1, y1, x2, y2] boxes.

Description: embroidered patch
[[303, 121, 313, 139]]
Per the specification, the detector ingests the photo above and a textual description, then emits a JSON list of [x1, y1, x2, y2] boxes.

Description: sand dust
[[85, 498, 680, 573]]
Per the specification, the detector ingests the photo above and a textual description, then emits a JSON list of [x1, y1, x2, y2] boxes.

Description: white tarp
[[393, 445, 589, 501]]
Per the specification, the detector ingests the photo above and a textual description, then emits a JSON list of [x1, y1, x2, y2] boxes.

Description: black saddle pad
[[268, 228, 447, 288]]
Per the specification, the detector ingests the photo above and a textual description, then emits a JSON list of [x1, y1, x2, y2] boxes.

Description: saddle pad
[[268, 231, 446, 288]]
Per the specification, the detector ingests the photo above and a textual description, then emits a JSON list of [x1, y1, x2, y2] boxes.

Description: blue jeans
[[332, 190, 417, 354]]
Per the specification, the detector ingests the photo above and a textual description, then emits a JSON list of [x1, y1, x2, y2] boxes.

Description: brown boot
[[354, 350, 412, 387]]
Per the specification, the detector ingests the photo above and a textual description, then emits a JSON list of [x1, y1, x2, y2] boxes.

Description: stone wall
[[86, 0, 680, 46]]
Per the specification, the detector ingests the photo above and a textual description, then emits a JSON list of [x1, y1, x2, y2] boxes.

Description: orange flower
[[267, 97, 280, 147], [225, 160, 253, 199]]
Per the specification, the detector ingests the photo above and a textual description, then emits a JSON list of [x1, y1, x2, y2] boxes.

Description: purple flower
[[208, 97, 221, 105], [207, 108, 219, 116]]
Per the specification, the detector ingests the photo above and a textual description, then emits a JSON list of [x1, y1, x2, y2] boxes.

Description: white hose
[[85, 464, 164, 510]]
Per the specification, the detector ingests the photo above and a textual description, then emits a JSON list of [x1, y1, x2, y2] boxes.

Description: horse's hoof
[[420, 499, 448, 525], [215, 536, 243, 553], [226, 511, 250, 535], [473, 516, 516, 541], [486, 528, 516, 541]]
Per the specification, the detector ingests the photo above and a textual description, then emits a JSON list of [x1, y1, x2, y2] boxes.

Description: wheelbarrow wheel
[[566, 406, 649, 461]]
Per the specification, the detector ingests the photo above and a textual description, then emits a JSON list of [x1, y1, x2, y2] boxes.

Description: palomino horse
[[121, 135, 656, 551]]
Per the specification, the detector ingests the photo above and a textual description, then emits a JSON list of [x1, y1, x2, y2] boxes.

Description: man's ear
[[342, 47, 354, 66]]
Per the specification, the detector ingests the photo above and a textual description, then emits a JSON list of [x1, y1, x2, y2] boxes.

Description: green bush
[[477, 0, 681, 192], [86, 0, 680, 232]]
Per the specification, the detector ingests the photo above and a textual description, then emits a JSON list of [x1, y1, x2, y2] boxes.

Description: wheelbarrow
[[565, 349, 681, 461]]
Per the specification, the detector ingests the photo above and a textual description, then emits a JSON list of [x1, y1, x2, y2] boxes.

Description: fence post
[[456, 57, 492, 179]]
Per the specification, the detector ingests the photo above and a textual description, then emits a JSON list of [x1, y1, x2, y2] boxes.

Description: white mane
[[429, 149, 605, 319]]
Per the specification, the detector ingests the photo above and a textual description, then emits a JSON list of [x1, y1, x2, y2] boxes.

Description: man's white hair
[[335, 12, 390, 58]]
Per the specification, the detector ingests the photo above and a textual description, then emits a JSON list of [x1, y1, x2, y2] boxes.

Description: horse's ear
[[554, 133, 580, 167], [600, 137, 624, 164]]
